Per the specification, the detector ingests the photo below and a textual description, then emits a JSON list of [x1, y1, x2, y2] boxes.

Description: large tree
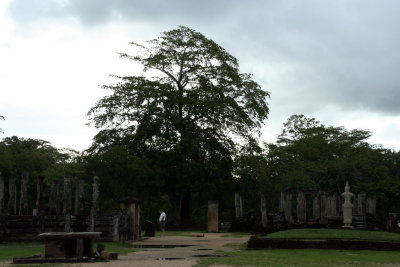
[[88, 26, 269, 224]]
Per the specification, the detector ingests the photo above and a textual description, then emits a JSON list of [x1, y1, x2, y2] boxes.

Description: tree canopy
[[87, 26, 270, 224]]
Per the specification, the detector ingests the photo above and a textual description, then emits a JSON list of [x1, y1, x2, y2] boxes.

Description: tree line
[[1, 27, 399, 226]]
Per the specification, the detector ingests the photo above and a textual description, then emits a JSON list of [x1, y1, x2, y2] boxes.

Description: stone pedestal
[[39, 232, 101, 259], [207, 200, 219, 233]]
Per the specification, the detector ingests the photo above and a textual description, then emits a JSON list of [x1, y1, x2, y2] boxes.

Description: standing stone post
[[320, 193, 327, 219], [366, 196, 376, 217], [63, 177, 72, 232], [7, 178, 17, 215], [260, 191, 267, 228], [19, 172, 29, 215], [35, 176, 45, 215], [279, 192, 285, 213], [235, 193, 243, 219], [313, 195, 320, 220], [91, 176, 100, 231], [207, 200, 219, 232], [0, 172, 4, 216], [75, 179, 85, 215], [357, 193, 366, 216], [341, 181, 354, 228], [326, 195, 338, 217], [284, 193, 292, 223], [297, 192, 306, 223], [49, 179, 60, 215], [113, 211, 120, 241], [353, 196, 358, 216], [63, 177, 72, 214]]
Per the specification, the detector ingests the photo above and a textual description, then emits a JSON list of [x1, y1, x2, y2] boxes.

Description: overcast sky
[[1, 0, 400, 152]]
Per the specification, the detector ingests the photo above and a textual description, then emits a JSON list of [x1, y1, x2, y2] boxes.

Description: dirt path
[[0, 233, 248, 267], [78, 233, 249, 267]]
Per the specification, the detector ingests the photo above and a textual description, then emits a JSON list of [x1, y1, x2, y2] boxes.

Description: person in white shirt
[[158, 209, 166, 237]]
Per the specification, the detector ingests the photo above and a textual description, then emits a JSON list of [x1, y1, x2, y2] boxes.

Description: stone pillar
[[357, 193, 366, 216], [207, 200, 219, 232], [353, 195, 358, 215], [0, 172, 4, 215], [36, 176, 45, 215], [279, 192, 285, 213], [7, 178, 17, 215], [313, 195, 320, 220], [65, 212, 71, 232], [284, 193, 292, 223], [297, 192, 306, 223], [19, 172, 29, 215], [92, 176, 100, 216], [320, 193, 327, 219], [134, 203, 140, 240], [235, 193, 242, 219], [113, 212, 120, 241], [75, 179, 85, 215], [63, 177, 72, 232], [366, 196, 376, 217], [63, 177, 72, 214], [49, 179, 60, 215], [260, 192, 267, 228], [91, 176, 100, 232], [341, 181, 354, 228], [326, 195, 338, 217]]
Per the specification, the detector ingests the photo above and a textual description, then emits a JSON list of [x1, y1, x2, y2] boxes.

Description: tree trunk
[[170, 196, 182, 225], [260, 191, 268, 228], [180, 189, 191, 225]]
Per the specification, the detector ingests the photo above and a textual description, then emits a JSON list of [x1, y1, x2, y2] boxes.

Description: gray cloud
[[7, 0, 400, 116]]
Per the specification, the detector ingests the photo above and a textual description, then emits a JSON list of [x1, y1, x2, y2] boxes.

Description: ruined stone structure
[[0, 173, 140, 242], [207, 200, 219, 232], [276, 186, 376, 227]]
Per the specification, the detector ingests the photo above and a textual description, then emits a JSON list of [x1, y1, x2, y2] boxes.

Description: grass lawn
[[267, 229, 400, 242], [197, 229, 400, 266], [0, 243, 44, 261], [196, 248, 400, 267], [0, 241, 135, 266]]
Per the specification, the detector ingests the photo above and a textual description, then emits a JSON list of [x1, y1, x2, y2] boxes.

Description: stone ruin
[[278, 188, 377, 229], [0, 172, 141, 242], [231, 185, 378, 231]]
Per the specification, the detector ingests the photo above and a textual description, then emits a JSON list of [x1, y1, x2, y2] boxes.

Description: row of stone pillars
[[279, 191, 376, 223], [0, 172, 100, 230]]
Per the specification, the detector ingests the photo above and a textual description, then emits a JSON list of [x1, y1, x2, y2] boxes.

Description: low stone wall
[[247, 236, 400, 250]]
